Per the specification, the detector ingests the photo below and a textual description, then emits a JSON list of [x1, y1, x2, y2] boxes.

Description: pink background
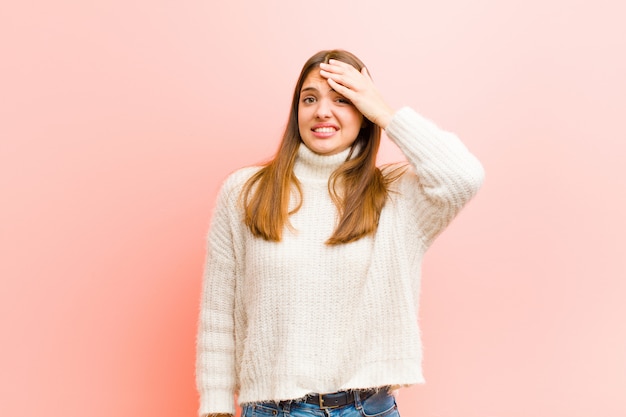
[[2, 1, 625, 416]]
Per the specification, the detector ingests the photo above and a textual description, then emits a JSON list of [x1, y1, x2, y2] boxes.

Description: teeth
[[314, 127, 336, 133]]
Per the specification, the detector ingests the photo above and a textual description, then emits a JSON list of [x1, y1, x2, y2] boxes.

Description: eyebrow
[[300, 86, 337, 94]]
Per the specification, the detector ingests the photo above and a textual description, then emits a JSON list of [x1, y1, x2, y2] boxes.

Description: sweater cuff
[[198, 388, 235, 416]]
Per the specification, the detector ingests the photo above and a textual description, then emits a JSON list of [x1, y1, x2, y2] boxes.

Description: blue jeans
[[241, 389, 400, 417]]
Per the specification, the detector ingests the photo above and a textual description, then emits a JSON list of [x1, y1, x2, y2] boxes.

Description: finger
[[320, 69, 354, 91], [323, 60, 362, 77], [319, 62, 346, 77], [326, 77, 353, 97], [328, 59, 359, 72], [327, 59, 352, 70], [361, 67, 373, 81], [319, 64, 341, 79], [325, 76, 344, 91], [321, 67, 367, 92]]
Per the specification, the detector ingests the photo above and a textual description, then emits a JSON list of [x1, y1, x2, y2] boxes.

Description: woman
[[196, 49, 484, 417]]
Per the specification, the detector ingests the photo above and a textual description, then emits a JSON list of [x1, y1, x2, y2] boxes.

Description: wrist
[[376, 108, 395, 129]]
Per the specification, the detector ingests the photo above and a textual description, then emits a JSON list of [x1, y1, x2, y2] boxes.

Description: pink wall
[[2, 1, 625, 416]]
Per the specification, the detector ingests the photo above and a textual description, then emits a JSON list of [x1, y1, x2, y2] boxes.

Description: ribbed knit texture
[[196, 107, 485, 416]]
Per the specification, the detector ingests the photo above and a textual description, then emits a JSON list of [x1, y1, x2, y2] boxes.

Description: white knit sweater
[[196, 107, 484, 416]]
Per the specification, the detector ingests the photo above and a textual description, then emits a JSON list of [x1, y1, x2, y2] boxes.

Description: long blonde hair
[[241, 49, 404, 245]]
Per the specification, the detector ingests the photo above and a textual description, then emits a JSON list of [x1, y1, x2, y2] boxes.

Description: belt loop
[[282, 399, 291, 414], [354, 390, 363, 410]]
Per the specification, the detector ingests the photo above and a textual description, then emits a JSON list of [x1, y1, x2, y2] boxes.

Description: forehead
[[301, 68, 327, 89]]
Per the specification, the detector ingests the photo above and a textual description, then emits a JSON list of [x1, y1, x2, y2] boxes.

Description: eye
[[302, 96, 316, 104], [336, 97, 352, 105]]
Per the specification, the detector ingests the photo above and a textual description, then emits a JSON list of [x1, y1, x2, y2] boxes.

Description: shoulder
[[211, 165, 264, 211], [222, 165, 262, 188], [219, 165, 263, 194]]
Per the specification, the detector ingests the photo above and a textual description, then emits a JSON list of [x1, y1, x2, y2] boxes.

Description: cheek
[[297, 110, 305, 131], [297, 106, 310, 125], [344, 105, 362, 121], [347, 111, 364, 131]]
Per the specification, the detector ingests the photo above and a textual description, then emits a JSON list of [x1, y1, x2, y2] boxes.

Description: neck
[[293, 144, 352, 182]]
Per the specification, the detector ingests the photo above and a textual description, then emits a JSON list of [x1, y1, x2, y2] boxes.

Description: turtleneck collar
[[293, 143, 355, 183]]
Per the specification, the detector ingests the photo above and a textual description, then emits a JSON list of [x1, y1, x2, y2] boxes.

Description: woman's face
[[297, 67, 364, 156]]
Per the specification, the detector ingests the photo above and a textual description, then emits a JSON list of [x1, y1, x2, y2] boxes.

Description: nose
[[315, 98, 332, 119]]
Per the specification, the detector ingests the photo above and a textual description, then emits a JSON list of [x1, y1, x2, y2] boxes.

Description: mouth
[[313, 126, 338, 133], [311, 124, 339, 134]]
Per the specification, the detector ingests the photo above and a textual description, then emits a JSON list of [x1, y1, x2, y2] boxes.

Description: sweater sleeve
[[196, 176, 240, 416], [384, 107, 485, 246]]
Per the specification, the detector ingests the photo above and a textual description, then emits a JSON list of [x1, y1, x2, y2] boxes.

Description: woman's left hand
[[319, 59, 395, 129]]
